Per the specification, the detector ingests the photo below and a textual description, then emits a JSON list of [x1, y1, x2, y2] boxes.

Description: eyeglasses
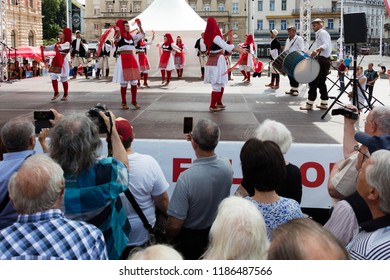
[[354, 144, 370, 160]]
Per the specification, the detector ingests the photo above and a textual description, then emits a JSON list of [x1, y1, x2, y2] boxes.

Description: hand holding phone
[[183, 117, 193, 134], [34, 110, 54, 134]]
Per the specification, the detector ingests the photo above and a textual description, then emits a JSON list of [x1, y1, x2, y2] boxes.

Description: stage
[[3, 67, 387, 144]]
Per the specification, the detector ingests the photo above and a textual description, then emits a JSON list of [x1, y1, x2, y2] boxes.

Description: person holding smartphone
[[203, 17, 247, 112]]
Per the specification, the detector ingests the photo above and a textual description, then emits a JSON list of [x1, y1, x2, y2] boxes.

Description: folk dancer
[[174, 36, 188, 78], [41, 28, 72, 101], [194, 32, 207, 80], [284, 26, 305, 96], [95, 40, 112, 80], [266, 29, 281, 89], [70, 30, 89, 80], [157, 33, 181, 87], [238, 34, 256, 83], [203, 17, 247, 112], [136, 32, 155, 88], [113, 19, 145, 110]]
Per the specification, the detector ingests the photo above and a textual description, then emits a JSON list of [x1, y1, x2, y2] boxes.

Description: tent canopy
[[128, 0, 207, 77], [9, 46, 55, 59], [129, 0, 206, 31]]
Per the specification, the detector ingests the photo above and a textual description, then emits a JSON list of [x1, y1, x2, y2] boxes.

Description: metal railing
[[292, 8, 341, 15]]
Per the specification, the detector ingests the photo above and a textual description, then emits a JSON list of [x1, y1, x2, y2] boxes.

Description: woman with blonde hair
[[202, 196, 269, 260]]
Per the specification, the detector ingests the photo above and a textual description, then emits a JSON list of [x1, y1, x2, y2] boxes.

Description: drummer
[[265, 29, 281, 89], [284, 26, 305, 96]]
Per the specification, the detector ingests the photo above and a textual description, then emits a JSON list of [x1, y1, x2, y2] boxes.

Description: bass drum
[[272, 51, 289, 75], [283, 51, 320, 84]]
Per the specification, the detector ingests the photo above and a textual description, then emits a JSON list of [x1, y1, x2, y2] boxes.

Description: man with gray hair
[[0, 118, 36, 230], [166, 119, 233, 259], [0, 154, 108, 259], [347, 149, 390, 259]]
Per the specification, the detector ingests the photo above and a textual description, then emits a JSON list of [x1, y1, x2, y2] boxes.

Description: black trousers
[[308, 57, 331, 102], [288, 75, 299, 88]]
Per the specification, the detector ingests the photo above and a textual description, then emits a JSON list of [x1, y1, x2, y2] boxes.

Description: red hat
[[204, 17, 222, 49], [63, 28, 72, 44], [115, 117, 133, 141]]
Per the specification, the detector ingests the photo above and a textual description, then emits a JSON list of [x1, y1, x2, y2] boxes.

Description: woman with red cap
[[113, 19, 145, 110], [238, 34, 255, 83], [41, 28, 72, 101], [157, 33, 181, 86], [174, 36, 187, 78], [204, 17, 247, 112]]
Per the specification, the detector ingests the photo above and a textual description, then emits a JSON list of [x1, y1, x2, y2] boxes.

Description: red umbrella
[[9, 46, 55, 59]]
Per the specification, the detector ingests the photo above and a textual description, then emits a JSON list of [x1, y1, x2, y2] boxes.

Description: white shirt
[[212, 36, 234, 53], [285, 35, 305, 52], [199, 38, 207, 52], [120, 152, 169, 246], [312, 28, 332, 58]]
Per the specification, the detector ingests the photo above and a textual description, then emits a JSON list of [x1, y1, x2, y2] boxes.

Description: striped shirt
[[0, 209, 108, 260], [347, 215, 390, 260]]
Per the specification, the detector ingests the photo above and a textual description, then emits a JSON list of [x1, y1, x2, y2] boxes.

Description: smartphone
[[183, 117, 193, 134], [34, 111, 54, 134], [34, 110, 54, 121]]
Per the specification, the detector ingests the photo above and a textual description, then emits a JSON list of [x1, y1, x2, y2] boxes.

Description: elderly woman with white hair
[[201, 196, 269, 260], [236, 119, 302, 204]]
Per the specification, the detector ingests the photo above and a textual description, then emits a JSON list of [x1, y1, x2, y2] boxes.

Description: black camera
[[331, 107, 359, 120], [87, 103, 110, 133]]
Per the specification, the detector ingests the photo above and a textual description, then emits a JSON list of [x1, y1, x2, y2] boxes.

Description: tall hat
[[63, 28, 72, 44]]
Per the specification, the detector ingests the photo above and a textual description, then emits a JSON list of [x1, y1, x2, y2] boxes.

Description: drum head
[[294, 59, 320, 84]]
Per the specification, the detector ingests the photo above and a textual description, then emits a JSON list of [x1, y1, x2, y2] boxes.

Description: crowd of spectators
[[1, 108, 390, 260]]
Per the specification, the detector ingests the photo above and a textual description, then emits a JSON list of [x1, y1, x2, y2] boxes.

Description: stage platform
[[1, 60, 389, 144]]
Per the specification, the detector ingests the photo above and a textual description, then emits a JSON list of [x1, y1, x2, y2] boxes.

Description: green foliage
[[42, 0, 67, 40]]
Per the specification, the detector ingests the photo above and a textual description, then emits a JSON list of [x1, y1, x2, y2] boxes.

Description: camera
[[87, 103, 110, 133], [331, 107, 359, 120]]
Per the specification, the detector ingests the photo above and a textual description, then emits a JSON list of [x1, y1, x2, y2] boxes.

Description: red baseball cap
[[115, 117, 133, 141]]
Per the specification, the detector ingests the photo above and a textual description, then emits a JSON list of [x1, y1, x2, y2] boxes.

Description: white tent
[[129, 0, 207, 78]]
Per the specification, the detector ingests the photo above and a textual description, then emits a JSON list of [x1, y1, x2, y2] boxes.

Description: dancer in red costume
[[174, 36, 187, 78], [203, 17, 246, 112], [157, 33, 181, 86], [135, 32, 155, 88], [113, 19, 145, 110], [238, 34, 255, 83], [41, 28, 72, 101]]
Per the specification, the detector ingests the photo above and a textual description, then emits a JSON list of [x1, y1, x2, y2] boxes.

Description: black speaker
[[344, 13, 367, 44]]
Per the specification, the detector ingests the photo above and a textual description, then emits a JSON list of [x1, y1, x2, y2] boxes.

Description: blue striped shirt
[[0, 209, 108, 260]]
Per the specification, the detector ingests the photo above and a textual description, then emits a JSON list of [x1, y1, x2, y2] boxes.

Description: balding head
[[268, 218, 350, 260], [8, 154, 64, 214], [1, 118, 35, 152]]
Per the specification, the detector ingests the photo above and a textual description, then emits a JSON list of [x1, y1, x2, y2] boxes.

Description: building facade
[[84, 0, 248, 44], [1, 0, 43, 49]]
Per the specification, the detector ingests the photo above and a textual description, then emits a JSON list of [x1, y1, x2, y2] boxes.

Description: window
[[232, 3, 239, 14], [281, 20, 287, 30], [204, 3, 210, 11], [258, 0, 263, 11], [270, 0, 275, 11], [281, 0, 286, 11], [327, 19, 334, 30], [106, 3, 113, 13], [218, 3, 225, 11], [29, 0, 33, 8], [120, 4, 127, 12], [11, 30, 15, 49], [232, 22, 239, 30], [269, 20, 275, 30], [94, 24, 100, 31], [295, 19, 300, 30], [93, 7, 100, 15], [190, 3, 196, 11], [133, 1, 141, 12], [257, 20, 263, 31], [28, 31, 34, 46]]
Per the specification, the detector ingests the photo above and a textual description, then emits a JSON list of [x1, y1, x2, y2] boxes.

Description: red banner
[[386, 0, 390, 17]]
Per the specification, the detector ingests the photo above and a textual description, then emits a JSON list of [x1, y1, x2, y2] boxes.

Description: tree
[[42, 0, 67, 41]]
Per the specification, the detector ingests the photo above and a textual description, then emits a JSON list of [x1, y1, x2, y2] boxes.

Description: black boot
[[95, 68, 101, 79], [71, 67, 77, 79], [84, 67, 89, 79], [105, 68, 109, 78]]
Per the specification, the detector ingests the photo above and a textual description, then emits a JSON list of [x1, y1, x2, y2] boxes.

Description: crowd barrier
[[35, 139, 343, 209]]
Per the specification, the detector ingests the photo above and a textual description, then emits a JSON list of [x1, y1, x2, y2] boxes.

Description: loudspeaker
[[344, 13, 367, 44]]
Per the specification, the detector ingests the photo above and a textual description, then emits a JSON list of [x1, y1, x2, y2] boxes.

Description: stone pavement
[[0, 55, 389, 144]]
